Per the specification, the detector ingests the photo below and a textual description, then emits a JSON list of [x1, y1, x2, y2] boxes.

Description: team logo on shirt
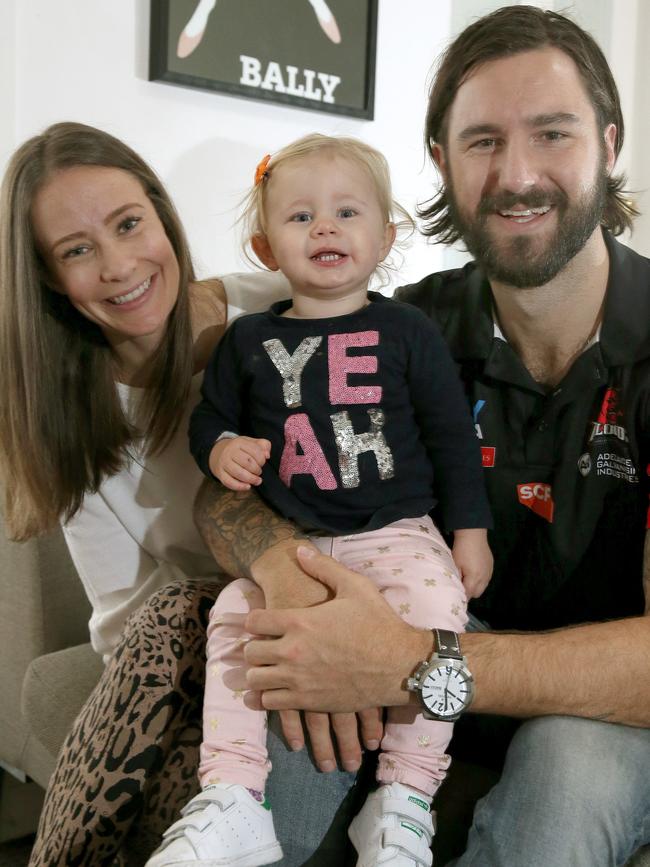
[[473, 400, 485, 439], [517, 482, 554, 522], [588, 387, 628, 443], [585, 386, 638, 483], [577, 453, 592, 476], [474, 401, 496, 466]]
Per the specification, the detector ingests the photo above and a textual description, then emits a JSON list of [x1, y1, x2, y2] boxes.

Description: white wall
[[0, 0, 16, 170], [6, 0, 650, 286]]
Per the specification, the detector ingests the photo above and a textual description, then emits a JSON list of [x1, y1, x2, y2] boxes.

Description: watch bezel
[[417, 656, 474, 721]]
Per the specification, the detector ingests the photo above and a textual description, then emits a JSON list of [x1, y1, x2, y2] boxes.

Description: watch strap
[[433, 628, 463, 661]]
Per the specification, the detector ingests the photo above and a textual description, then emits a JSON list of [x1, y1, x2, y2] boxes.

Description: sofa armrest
[[0, 521, 90, 772]]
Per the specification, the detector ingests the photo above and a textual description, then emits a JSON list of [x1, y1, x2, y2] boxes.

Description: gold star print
[[378, 546, 390, 553], [431, 547, 441, 556], [418, 525, 430, 534], [242, 589, 257, 601], [398, 533, 410, 538], [361, 560, 375, 569], [232, 689, 244, 700], [451, 604, 461, 617], [210, 717, 219, 731], [208, 776, 221, 785], [424, 578, 437, 587], [210, 750, 221, 759], [392, 568, 404, 576], [384, 758, 396, 770], [444, 570, 454, 578], [211, 619, 223, 628], [417, 735, 431, 748], [399, 603, 411, 615], [231, 738, 247, 745], [208, 665, 220, 678], [414, 554, 425, 561]]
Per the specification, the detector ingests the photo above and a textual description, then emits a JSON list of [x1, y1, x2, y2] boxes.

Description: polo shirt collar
[[599, 230, 650, 365]]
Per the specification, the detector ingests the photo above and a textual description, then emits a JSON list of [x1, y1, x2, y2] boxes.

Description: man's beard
[[446, 164, 608, 288]]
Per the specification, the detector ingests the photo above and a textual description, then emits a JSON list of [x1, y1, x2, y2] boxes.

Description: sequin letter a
[[262, 337, 322, 408], [279, 413, 337, 489], [328, 331, 382, 405]]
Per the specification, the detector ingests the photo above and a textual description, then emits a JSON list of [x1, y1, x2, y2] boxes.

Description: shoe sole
[[155, 842, 284, 867]]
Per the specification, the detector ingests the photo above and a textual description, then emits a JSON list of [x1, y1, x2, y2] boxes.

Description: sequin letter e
[[328, 331, 382, 404]]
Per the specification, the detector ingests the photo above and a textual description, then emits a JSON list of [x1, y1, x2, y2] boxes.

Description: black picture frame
[[149, 0, 377, 119]]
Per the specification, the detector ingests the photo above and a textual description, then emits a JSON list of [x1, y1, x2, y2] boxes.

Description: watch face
[[421, 661, 473, 719]]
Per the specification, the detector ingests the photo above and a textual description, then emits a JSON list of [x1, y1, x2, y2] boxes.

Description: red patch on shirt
[[517, 483, 554, 523], [481, 446, 496, 468]]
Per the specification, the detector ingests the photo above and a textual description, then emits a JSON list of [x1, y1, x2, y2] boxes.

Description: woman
[[0, 122, 359, 866]]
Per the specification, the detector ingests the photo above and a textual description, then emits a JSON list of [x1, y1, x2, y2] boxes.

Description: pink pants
[[198, 515, 467, 797]]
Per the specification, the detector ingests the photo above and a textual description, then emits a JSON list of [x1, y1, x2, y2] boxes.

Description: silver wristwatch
[[407, 628, 474, 721]]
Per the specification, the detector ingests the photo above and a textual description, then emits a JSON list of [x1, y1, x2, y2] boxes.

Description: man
[[196, 7, 650, 866]]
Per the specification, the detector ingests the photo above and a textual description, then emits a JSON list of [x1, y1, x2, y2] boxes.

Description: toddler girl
[[147, 134, 492, 867]]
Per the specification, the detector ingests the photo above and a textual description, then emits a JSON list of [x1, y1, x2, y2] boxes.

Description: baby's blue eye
[[339, 208, 357, 218], [291, 212, 312, 223]]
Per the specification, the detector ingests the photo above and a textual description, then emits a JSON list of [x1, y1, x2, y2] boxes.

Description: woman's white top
[[62, 271, 289, 660]]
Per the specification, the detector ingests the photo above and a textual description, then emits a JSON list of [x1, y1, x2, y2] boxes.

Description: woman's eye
[[119, 216, 141, 233], [62, 245, 89, 259]]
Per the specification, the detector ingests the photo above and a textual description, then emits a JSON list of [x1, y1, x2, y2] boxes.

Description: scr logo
[[517, 482, 554, 523]]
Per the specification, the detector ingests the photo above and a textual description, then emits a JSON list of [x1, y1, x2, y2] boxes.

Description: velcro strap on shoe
[[381, 798, 434, 840], [162, 809, 212, 839], [182, 788, 235, 817], [382, 828, 434, 866]]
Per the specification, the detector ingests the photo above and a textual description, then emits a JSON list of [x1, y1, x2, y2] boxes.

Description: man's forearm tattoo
[[194, 480, 308, 578]]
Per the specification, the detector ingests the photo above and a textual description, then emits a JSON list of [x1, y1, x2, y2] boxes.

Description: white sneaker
[[348, 783, 435, 866], [145, 784, 283, 867]]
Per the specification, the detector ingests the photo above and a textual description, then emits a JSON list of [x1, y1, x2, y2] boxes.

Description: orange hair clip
[[254, 154, 271, 186]]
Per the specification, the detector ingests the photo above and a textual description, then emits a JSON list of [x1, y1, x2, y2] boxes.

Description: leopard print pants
[[29, 578, 222, 867]]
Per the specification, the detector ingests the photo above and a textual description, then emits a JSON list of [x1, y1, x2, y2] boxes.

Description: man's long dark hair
[[418, 5, 638, 244]]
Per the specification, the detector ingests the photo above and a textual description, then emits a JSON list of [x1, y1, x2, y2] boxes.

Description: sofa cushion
[[21, 643, 103, 768]]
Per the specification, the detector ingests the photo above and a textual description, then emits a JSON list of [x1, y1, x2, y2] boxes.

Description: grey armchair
[[0, 522, 102, 841]]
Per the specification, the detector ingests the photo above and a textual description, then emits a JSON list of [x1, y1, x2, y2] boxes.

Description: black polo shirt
[[398, 232, 650, 630]]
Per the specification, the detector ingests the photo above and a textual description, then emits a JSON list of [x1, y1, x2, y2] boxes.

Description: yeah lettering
[[262, 331, 394, 490], [240, 55, 342, 104]]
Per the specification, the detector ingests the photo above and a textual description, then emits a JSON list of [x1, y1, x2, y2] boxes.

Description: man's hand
[[452, 527, 493, 599], [251, 539, 383, 770], [245, 546, 432, 712], [209, 436, 271, 491]]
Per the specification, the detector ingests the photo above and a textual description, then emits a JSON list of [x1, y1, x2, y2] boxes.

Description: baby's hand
[[452, 528, 493, 600], [209, 436, 271, 491]]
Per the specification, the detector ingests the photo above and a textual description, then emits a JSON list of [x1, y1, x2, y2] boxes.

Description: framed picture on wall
[[149, 0, 378, 119]]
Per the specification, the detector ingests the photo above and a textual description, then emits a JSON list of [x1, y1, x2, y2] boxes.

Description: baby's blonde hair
[[240, 133, 414, 279]]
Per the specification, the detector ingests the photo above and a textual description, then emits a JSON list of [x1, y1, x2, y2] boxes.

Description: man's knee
[[475, 716, 650, 864]]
